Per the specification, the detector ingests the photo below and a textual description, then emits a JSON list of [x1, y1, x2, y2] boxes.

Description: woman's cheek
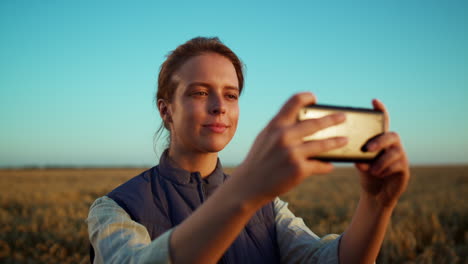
[[231, 106, 240, 129]]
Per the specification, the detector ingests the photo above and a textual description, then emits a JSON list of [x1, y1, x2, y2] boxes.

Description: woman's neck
[[167, 147, 219, 178]]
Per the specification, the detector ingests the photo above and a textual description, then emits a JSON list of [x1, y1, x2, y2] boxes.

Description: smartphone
[[298, 104, 385, 162]]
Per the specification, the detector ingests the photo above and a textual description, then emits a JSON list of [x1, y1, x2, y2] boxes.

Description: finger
[[273, 92, 317, 126], [299, 136, 348, 158], [365, 132, 401, 152], [304, 160, 334, 175], [372, 99, 390, 131], [380, 160, 405, 178], [289, 112, 346, 142], [355, 162, 370, 172], [369, 146, 402, 176]]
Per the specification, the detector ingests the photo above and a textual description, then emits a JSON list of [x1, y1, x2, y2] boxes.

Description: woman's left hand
[[355, 99, 410, 209]]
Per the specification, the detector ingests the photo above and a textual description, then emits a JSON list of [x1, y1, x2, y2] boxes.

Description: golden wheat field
[[0, 166, 467, 264]]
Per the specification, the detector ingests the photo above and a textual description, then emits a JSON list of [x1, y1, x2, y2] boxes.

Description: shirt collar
[[157, 149, 226, 186]]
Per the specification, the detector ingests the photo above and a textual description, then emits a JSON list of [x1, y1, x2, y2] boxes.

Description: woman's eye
[[193, 91, 208, 96], [227, 94, 238, 100]]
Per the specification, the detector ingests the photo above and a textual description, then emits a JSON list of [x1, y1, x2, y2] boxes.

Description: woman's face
[[165, 52, 240, 154]]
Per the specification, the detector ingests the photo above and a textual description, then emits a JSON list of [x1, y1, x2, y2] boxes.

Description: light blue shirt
[[87, 196, 341, 263]]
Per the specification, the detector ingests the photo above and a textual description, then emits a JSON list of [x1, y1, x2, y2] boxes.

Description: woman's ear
[[157, 99, 172, 124]]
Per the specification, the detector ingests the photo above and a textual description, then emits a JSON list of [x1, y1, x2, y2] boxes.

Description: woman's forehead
[[175, 53, 239, 88]]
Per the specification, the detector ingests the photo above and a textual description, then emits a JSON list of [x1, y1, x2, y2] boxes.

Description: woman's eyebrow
[[188, 82, 239, 91], [225, 86, 239, 92]]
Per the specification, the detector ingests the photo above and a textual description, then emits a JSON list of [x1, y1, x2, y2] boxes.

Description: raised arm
[[339, 99, 410, 263], [170, 92, 348, 264]]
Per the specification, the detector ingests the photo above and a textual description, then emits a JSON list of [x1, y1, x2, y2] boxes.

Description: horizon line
[[1, 163, 467, 170]]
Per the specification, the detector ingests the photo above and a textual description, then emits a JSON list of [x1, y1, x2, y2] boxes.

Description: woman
[[87, 37, 410, 264]]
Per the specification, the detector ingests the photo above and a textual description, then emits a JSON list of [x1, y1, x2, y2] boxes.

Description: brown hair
[[154, 37, 245, 149]]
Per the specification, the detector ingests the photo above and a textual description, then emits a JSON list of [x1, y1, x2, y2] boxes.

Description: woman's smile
[[202, 122, 230, 133]]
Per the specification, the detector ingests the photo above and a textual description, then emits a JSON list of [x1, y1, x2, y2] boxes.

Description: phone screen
[[298, 104, 384, 162]]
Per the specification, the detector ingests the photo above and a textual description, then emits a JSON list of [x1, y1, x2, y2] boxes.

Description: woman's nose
[[209, 95, 226, 115]]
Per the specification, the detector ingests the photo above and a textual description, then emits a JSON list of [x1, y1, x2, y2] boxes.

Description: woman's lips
[[203, 123, 229, 133]]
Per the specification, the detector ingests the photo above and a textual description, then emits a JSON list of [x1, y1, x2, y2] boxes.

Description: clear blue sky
[[1, 0, 467, 167]]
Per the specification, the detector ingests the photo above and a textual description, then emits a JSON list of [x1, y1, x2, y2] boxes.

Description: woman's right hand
[[232, 92, 348, 206]]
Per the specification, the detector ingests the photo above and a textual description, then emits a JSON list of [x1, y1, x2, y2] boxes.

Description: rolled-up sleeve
[[274, 197, 342, 264], [86, 196, 173, 264]]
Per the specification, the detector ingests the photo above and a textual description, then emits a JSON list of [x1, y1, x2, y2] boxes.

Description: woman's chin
[[200, 139, 230, 153], [203, 144, 227, 153]]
